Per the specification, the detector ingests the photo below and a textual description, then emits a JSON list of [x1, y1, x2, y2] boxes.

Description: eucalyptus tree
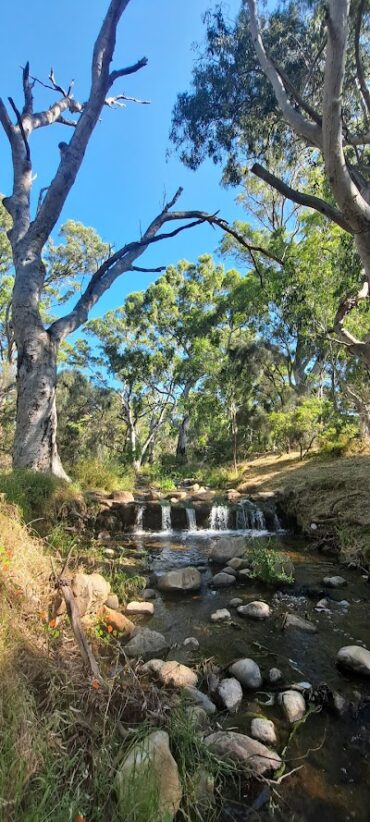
[[172, 0, 370, 368], [0, 0, 231, 479]]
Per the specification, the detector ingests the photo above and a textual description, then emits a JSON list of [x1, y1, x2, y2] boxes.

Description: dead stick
[[57, 578, 103, 682]]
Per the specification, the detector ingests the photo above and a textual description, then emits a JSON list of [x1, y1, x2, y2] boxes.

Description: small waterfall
[[250, 508, 266, 531], [209, 504, 229, 531], [134, 504, 144, 533], [236, 506, 248, 530], [185, 507, 197, 531], [272, 512, 282, 532], [161, 504, 172, 533]]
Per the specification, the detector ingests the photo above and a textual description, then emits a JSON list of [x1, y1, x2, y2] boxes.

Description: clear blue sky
[[0, 0, 243, 319]]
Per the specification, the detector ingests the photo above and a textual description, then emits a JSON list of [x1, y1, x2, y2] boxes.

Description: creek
[[105, 504, 370, 820]]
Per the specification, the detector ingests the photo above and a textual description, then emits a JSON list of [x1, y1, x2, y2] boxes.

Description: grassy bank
[[236, 451, 370, 563]]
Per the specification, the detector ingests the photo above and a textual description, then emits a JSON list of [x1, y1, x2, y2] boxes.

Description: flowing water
[[118, 530, 370, 821]]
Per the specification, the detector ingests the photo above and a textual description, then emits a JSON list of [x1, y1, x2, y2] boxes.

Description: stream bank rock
[[126, 601, 154, 616], [115, 730, 182, 820], [211, 609, 231, 622], [157, 661, 198, 688], [157, 567, 201, 593], [237, 601, 270, 620], [229, 658, 262, 689], [337, 645, 370, 676], [205, 731, 281, 776], [251, 718, 277, 746], [211, 572, 236, 588], [278, 690, 306, 723], [101, 606, 135, 637], [184, 686, 217, 715], [323, 576, 347, 588], [72, 572, 111, 616], [124, 628, 168, 660], [217, 677, 243, 713], [284, 614, 317, 633], [209, 538, 247, 565]]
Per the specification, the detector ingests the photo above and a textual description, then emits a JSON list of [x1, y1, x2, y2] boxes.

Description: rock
[[104, 593, 120, 610], [97, 530, 111, 541], [290, 681, 312, 693], [103, 548, 116, 558], [237, 601, 270, 620], [184, 686, 217, 715], [205, 731, 282, 776], [157, 567, 201, 593], [278, 690, 306, 723], [229, 598, 243, 608], [337, 645, 370, 676], [323, 576, 347, 588], [157, 660, 198, 688], [251, 718, 277, 746], [267, 667, 283, 684], [124, 628, 168, 660], [229, 659, 262, 690], [101, 606, 135, 636], [183, 636, 200, 650], [185, 705, 210, 730], [217, 677, 243, 713], [222, 566, 238, 577], [142, 658, 165, 675], [142, 588, 157, 600], [209, 537, 247, 565], [316, 598, 330, 611], [284, 614, 317, 633], [226, 490, 241, 500], [110, 490, 135, 503], [211, 572, 236, 588], [126, 601, 154, 616], [191, 483, 200, 492], [211, 609, 231, 622], [72, 572, 111, 616], [238, 568, 253, 582], [115, 730, 182, 820], [333, 692, 348, 716]]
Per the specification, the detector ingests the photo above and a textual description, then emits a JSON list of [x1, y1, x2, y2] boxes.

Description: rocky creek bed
[[83, 532, 370, 821]]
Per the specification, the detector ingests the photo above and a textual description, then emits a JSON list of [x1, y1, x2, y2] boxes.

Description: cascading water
[[161, 504, 172, 533], [185, 507, 197, 531], [134, 504, 144, 534], [250, 508, 266, 530], [209, 505, 229, 531]]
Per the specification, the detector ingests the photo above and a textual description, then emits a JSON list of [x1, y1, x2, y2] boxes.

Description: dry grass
[[236, 451, 370, 561]]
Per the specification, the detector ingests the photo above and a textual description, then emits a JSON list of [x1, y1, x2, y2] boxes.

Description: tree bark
[[176, 413, 190, 462], [12, 326, 68, 480]]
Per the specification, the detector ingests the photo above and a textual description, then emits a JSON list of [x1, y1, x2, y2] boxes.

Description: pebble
[[183, 636, 200, 650], [267, 667, 283, 684]]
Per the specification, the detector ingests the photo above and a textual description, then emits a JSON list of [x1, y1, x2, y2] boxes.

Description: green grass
[[71, 458, 135, 493], [246, 540, 294, 584], [0, 469, 60, 522]]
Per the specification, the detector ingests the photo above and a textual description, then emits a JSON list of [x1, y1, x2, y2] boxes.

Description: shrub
[[247, 541, 294, 584], [0, 469, 60, 522], [72, 458, 135, 493]]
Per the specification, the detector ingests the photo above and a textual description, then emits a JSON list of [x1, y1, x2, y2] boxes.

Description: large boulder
[[237, 601, 270, 620], [209, 537, 247, 565], [337, 645, 370, 676], [278, 690, 306, 723], [205, 731, 281, 776], [217, 678, 243, 713], [157, 567, 201, 593], [115, 730, 182, 820], [124, 628, 168, 660], [229, 659, 262, 690]]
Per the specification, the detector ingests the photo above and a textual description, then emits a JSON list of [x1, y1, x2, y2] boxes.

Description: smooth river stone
[[250, 718, 277, 746], [323, 576, 347, 588], [217, 677, 243, 713], [157, 566, 201, 592], [211, 572, 236, 588], [278, 689, 306, 723], [229, 658, 262, 689], [211, 609, 231, 622], [126, 600, 154, 615], [205, 731, 282, 776], [337, 645, 370, 676], [237, 601, 270, 620]]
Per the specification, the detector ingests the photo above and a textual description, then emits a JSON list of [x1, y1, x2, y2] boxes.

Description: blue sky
[[0, 0, 244, 320]]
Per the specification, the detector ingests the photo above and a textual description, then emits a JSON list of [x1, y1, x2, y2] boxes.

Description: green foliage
[[109, 571, 147, 605], [0, 469, 60, 522], [318, 421, 360, 457], [45, 523, 78, 559], [72, 458, 135, 493], [247, 541, 294, 584]]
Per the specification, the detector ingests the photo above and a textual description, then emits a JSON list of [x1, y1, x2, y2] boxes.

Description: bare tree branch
[[355, 0, 370, 116], [251, 163, 353, 232], [246, 0, 322, 149], [129, 265, 166, 273], [8, 97, 30, 161], [110, 56, 148, 83]]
